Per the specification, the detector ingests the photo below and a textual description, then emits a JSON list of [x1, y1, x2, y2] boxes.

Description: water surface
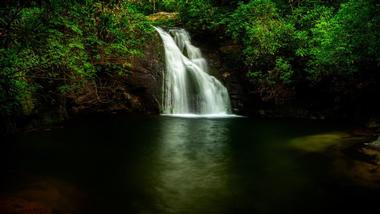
[[0, 115, 378, 214]]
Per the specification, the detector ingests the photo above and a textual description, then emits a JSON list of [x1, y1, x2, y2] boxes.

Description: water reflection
[[3, 115, 378, 214], [153, 118, 232, 213]]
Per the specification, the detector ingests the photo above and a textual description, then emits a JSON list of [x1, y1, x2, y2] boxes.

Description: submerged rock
[[330, 131, 380, 188], [0, 176, 86, 214], [0, 197, 50, 214], [365, 136, 380, 150], [289, 132, 350, 152], [333, 157, 380, 188]]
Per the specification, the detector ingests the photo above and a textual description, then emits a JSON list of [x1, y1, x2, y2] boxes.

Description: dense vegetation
[[1, 0, 379, 133], [178, 0, 380, 118], [0, 0, 156, 132]]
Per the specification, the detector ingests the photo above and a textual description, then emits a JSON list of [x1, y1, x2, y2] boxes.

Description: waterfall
[[155, 27, 233, 117]]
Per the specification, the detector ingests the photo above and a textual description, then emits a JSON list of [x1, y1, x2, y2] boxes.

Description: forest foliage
[[0, 0, 153, 120], [1, 0, 379, 126], [179, 0, 380, 105]]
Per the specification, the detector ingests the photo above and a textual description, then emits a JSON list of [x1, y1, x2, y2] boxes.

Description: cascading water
[[155, 27, 233, 117]]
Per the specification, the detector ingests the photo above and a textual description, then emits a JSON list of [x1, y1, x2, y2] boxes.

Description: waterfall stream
[[155, 27, 234, 117]]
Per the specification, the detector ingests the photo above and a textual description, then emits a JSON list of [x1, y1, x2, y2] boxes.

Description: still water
[[0, 115, 378, 214]]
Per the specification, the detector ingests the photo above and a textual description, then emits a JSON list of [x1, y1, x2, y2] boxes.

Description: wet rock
[[333, 158, 380, 188], [126, 33, 165, 113], [193, 40, 248, 114], [332, 132, 380, 187], [361, 147, 380, 165], [365, 136, 380, 150], [66, 33, 164, 115]]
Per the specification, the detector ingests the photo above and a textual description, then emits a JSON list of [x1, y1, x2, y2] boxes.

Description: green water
[[0, 115, 378, 214]]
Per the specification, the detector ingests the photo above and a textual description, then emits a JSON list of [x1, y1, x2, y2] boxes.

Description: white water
[[155, 27, 234, 117]]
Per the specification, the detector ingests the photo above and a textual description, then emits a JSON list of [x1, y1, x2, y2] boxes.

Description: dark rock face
[[126, 35, 164, 114], [67, 33, 165, 115], [195, 39, 249, 115]]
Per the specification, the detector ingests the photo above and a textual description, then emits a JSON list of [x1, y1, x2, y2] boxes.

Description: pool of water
[[0, 114, 378, 214]]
